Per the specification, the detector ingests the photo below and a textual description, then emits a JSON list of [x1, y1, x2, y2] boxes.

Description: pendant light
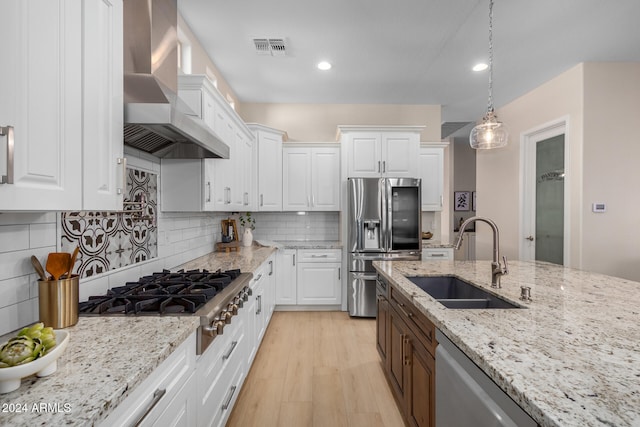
[[470, 0, 509, 149]]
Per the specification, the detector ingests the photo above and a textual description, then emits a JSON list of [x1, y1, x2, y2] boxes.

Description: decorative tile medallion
[[61, 169, 158, 278]]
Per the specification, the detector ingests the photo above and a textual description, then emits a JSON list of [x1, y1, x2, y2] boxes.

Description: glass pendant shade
[[469, 110, 509, 149]]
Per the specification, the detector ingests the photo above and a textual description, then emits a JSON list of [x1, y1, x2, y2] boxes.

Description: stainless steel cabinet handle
[[292, 254, 296, 266], [377, 161, 381, 173], [225, 187, 231, 204], [338, 267, 341, 280], [222, 340, 238, 360], [133, 388, 166, 427], [256, 273, 263, 281], [311, 254, 329, 258], [440, 195, 443, 207], [430, 253, 445, 257], [206, 182, 211, 202], [312, 194, 315, 207], [116, 157, 127, 195], [244, 192, 249, 205], [221, 385, 237, 411], [0, 126, 14, 184], [260, 194, 264, 207], [256, 295, 262, 315], [269, 260, 273, 276], [526, 235, 534, 241], [382, 161, 386, 173]]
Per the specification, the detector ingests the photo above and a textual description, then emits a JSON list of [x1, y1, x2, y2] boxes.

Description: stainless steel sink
[[407, 276, 522, 309]]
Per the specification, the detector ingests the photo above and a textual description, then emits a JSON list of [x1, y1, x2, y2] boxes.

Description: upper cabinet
[[162, 76, 255, 212], [419, 143, 447, 211], [283, 144, 340, 211], [339, 126, 423, 178], [82, 0, 125, 211], [0, 0, 124, 211], [248, 124, 286, 212]]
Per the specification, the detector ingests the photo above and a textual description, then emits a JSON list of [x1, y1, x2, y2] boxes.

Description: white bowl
[[0, 330, 70, 394]]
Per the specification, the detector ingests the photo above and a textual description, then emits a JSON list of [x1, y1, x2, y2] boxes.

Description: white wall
[[476, 64, 584, 266], [581, 63, 640, 280], [238, 103, 442, 142], [477, 62, 640, 282]]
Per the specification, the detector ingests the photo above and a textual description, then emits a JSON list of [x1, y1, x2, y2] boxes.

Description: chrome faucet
[[454, 216, 508, 288]]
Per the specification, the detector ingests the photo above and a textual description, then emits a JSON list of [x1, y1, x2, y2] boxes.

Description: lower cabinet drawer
[[100, 332, 197, 427], [422, 248, 453, 260], [197, 316, 246, 427], [297, 248, 341, 263]]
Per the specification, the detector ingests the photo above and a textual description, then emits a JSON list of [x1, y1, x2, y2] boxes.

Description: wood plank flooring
[[227, 311, 405, 427]]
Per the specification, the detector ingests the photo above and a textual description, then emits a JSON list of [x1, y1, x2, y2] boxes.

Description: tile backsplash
[[61, 169, 158, 278]]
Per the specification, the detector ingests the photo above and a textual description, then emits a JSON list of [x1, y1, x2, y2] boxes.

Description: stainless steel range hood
[[123, 0, 229, 159]]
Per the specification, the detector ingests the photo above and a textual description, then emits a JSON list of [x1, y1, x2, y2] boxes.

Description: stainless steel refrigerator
[[348, 177, 422, 317]]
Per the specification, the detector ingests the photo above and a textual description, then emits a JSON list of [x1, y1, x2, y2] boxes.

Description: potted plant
[[239, 212, 256, 247]]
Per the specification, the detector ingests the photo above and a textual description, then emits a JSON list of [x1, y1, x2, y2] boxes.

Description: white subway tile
[[0, 225, 29, 253], [29, 223, 57, 249], [0, 275, 31, 308], [79, 275, 109, 302], [0, 300, 37, 336]]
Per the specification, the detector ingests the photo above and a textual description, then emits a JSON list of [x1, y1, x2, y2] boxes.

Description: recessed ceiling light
[[473, 63, 488, 72], [317, 61, 332, 71]]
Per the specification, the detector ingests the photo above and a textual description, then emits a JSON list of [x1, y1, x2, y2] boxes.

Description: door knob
[[525, 235, 534, 241]]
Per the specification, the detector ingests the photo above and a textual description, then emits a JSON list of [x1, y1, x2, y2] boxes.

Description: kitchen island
[[374, 259, 640, 427], [0, 245, 276, 427]]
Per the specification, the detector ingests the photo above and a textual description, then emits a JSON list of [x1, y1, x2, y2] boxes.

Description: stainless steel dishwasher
[[436, 330, 537, 427]]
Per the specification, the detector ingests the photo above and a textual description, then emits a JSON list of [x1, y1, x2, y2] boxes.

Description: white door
[[522, 119, 569, 265], [282, 147, 311, 210], [419, 147, 444, 211], [347, 133, 381, 178], [382, 132, 419, 177], [311, 147, 340, 210], [82, 0, 124, 211], [0, 0, 82, 210]]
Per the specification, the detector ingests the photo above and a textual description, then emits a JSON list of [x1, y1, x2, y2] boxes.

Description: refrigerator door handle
[[352, 273, 378, 281]]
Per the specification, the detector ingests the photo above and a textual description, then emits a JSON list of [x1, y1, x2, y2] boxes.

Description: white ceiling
[[178, 0, 640, 123]]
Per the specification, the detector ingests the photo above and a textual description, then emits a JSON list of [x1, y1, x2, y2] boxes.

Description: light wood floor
[[226, 311, 405, 427]]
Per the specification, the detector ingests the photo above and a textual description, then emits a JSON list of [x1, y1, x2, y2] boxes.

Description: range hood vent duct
[[123, 0, 229, 159]]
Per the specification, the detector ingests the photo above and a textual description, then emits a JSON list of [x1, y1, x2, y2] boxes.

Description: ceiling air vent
[[252, 38, 287, 56]]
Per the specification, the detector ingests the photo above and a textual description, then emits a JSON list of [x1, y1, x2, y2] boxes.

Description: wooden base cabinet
[[379, 282, 436, 427]]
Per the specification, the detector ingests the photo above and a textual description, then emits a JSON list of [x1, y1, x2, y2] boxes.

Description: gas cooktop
[[79, 268, 242, 315]]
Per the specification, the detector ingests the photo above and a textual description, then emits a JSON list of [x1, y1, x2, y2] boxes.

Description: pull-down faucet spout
[[454, 216, 508, 288]]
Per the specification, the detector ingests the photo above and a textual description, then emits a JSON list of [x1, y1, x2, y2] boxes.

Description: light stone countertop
[[0, 245, 276, 427], [421, 239, 454, 249], [258, 240, 342, 249], [374, 259, 640, 427]]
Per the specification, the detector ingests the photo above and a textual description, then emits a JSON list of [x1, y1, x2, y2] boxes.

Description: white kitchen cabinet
[[100, 333, 196, 427], [276, 249, 297, 305], [0, 0, 125, 211], [422, 247, 454, 261], [283, 144, 340, 211], [454, 233, 476, 261], [296, 249, 342, 305], [82, 0, 124, 211], [248, 124, 286, 211], [196, 311, 247, 427], [154, 372, 197, 427], [419, 144, 446, 211], [0, 1, 82, 210], [338, 126, 423, 179]]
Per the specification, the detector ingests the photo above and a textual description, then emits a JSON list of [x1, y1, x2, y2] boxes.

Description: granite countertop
[[257, 240, 342, 249], [0, 245, 276, 427], [421, 239, 454, 249], [374, 259, 640, 427]]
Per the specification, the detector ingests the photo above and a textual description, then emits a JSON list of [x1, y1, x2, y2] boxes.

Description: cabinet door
[[377, 295, 389, 363], [0, 0, 82, 210], [346, 133, 381, 178], [82, 0, 124, 211], [257, 131, 283, 211], [275, 249, 297, 305], [311, 147, 340, 211], [382, 133, 419, 177], [388, 307, 408, 401], [419, 147, 443, 211], [283, 147, 311, 211], [297, 262, 341, 305], [406, 336, 435, 427], [211, 127, 236, 211], [153, 372, 196, 427]]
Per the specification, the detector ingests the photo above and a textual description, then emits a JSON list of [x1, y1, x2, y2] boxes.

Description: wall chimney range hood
[[123, 0, 229, 159]]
